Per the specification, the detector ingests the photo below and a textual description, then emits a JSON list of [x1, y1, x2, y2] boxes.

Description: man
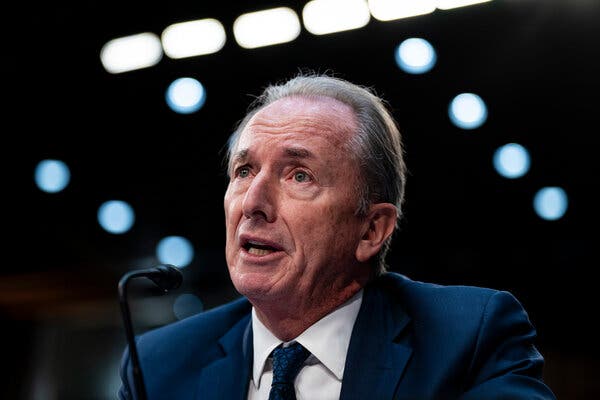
[[119, 74, 556, 399]]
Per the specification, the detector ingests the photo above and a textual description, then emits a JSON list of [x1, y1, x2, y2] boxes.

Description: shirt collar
[[251, 307, 283, 388], [251, 289, 363, 387]]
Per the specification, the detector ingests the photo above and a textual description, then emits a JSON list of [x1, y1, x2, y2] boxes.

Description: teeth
[[248, 240, 268, 246], [248, 247, 273, 256]]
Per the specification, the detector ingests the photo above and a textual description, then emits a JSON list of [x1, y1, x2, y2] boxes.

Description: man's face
[[224, 96, 369, 305]]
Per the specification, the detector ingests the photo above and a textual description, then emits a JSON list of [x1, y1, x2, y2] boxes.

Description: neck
[[251, 277, 368, 342]]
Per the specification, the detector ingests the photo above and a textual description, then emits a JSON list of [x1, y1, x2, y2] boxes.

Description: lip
[[238, 234, 285, 263], [238, 234, 284, 252]]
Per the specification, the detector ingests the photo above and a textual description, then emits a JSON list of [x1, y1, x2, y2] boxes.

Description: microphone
[[140, 264, 183, 292], [118, 264, 183, 400]]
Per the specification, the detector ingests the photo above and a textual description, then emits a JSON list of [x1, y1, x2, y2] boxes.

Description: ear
[[355, 203, 398, 263]]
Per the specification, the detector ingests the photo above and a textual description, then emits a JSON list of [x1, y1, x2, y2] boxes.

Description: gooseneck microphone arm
[[118, 264, 183, 400]]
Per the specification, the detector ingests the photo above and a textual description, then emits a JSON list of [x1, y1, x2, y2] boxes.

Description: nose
[[241, 172, 276, 222]]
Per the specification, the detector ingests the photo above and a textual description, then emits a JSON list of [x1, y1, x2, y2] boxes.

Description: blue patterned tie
[[269, 342, 310, 400]]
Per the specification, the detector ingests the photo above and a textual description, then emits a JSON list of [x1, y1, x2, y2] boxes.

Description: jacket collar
[[194, 312, 253, 400], [339, 273, 413, 399]]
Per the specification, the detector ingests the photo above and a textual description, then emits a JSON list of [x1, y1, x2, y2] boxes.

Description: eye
[[236, 166, 250, 178], [293, 171, 310, 183]]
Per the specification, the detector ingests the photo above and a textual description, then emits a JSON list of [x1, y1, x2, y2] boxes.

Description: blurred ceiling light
[[34, 159, 71, 193], [165, 77, 206, 114], [97, 200, 135, 234], [233, 7, 301, 49], [368, 0, 436, 21], [156, 236, 195, 268], [395, 37, 437, 74], [100, 32, 162, 74], [161, 18, 226, 59], [448, 93, 488, 130], [303, 0, 370, 35], [493, 143, 531, 179], [437, 0, 492, 10], [173, 293, 204, 320], [533, 187, 568, 221]]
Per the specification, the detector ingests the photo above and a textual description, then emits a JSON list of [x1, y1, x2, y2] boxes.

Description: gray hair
[[226, 73, 406, 275]]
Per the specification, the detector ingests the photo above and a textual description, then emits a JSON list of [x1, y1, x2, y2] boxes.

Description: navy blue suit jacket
[[119, 272, 556, 399]]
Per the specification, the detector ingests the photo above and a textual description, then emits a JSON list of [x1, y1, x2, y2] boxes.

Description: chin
[[231, 270, 267, 294], [231, 273, 285, 301]]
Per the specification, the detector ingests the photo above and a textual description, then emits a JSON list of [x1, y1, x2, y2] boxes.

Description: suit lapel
[[340, 278, 413, 400], [194, 315, 253, 400]]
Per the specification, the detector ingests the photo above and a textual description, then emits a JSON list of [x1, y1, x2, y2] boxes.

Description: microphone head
[[148, 264, 183, 291]]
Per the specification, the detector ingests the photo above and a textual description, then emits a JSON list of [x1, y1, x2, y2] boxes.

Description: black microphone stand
[[118, 265, 183, 400]]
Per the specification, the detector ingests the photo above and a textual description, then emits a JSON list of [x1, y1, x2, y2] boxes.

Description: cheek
[[224, 190, 240, 221], [296, 205, 360, 254], [224, 197, 240, 247], [224, 188, 231, 214], [328, 204, 363, 245]]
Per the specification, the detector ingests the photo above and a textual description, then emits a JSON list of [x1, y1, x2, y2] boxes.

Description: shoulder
[[373, 272, 530, 332], [359, 276, 552, 398], [376, 272, 499, 304]]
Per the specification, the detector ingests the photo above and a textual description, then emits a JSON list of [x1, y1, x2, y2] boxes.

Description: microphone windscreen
[[149, 264, 183, 291]]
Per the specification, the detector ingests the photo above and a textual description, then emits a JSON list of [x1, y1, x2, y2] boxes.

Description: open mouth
[[242, 240, 280, 256]]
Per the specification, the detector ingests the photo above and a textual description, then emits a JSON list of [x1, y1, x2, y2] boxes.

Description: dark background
[[3, 0, 599, 398]]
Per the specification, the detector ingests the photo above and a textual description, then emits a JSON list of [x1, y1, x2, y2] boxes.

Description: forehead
[[237, 96, 357, 149]]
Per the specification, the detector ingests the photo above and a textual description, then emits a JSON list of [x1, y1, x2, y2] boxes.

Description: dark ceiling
[[4, 0, 600, 370]]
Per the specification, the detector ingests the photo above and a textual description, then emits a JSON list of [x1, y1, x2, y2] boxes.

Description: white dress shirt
[[247, 290, 363, 400]]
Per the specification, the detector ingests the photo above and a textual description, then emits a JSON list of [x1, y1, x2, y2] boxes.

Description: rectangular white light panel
[[233, 7, 301, 49], [438, 0, 493, 10], [303, 0, 371, 35], [368, 0, 436, 21], [161, 18, 226, 59], [100, 32, 163, 74]]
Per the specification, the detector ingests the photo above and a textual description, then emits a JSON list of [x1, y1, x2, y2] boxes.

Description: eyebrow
[[232, 149, 248, 165], [232, 147, 314, 164], [284, 147, 314, 159]]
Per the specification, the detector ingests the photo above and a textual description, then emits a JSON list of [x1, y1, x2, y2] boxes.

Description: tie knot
[[271, 342, 310, 385]]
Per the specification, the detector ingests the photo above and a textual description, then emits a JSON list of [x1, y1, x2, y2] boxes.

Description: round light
[[165, 77, 206, 114], [97, 200, 135, 234], [34, 159, 71, 193], [395, 37, 437, 74], [449, 93, 488, 130], [533, 187, 568, 221], [156, 235, 195, 267], [173, 293, 204, 320], [493, 143, 531, 179]]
